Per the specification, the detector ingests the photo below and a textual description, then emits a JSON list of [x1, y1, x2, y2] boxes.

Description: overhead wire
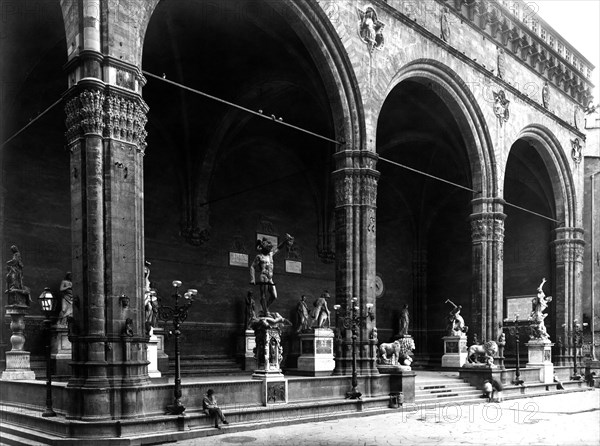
[[1, 71, 561, 224]]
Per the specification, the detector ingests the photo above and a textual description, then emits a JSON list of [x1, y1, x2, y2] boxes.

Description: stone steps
[[164, 356, 244, 376], [415, 376, 484, 406]]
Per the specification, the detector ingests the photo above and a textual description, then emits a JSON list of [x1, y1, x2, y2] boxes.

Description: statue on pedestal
[[295, 295, 311, 333], [398, 304, 410, 337], [58, 272, 73, 326], [529, 278, 552, 341], [6, 244, 24, 293], [311, 291, 331, 328], [377, 337, 415, 367], [143, 261, 158, 335], [445, 299, 468, 336], [466, 340, 499, 366], [250, 234, 294, 316]]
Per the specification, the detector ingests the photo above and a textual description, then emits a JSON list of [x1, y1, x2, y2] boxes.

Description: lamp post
[[38, 287, 56, 417], [506, 314, 524, 386], [333, 298, 374, 399], [155, 280, 197, 415]]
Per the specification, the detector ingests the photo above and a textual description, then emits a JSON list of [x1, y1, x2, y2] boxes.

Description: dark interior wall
[[376, 80, 473, 358], [503, 139, 555, 355], [1, 0, 69, 357], [142, 0, 336, 358]]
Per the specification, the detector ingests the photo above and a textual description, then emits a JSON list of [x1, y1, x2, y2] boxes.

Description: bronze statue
[[5, 245, 24, 292], [249, 234, 293, 316]]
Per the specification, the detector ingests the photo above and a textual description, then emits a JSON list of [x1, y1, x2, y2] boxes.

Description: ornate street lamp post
[[334, 297, 374, 399], [38, 287, 56, 417], [156, 280, 197, 415], [506, 314, 524, 386]]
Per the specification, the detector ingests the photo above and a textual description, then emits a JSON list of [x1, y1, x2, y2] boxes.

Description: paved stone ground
[[176, 389, 600, 446]]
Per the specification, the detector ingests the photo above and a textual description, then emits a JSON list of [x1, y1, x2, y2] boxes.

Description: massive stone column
[[332, 150, 379, 376], [552, 227, 585, 365], [60, 0, 157, 420], [470, 198, 506, 343]]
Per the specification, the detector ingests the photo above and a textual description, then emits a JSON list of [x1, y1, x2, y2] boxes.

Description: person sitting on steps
[[202, 389, 229, 429]]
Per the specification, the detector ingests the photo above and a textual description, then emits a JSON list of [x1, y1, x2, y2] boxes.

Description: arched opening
[[0, 0, 69, 373], [376, 78, 476, 364], [141, 0, 353, 369], [503, 138, 558, 365]]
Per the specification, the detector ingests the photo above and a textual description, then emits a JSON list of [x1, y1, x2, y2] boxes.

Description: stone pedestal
[[526, 339, 554, 383], [243, 329, 257, 371], [297, 328, 335, 376], [51, 324, 72, 377], [442, 335, 468, 367], [153, 327, 169, 374], [147, 334, 161, 378], [2, 298, 35, 380], [252, 322, 287, 405]]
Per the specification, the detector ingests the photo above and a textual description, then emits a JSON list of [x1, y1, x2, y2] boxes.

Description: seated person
[[202, 389, 229, 429]]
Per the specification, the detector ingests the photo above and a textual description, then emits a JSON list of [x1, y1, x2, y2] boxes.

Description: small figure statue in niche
[[445, 299, 469, 336], [398, 304, 410, 337], [357, 5, 385, 52], [245, 290, 257, 329], [58, 272, 73, 326], [6, 245, 24, 292], [311, 290, 331, 328], [250, 234, 294, 316], [296, 295, 311, 333]]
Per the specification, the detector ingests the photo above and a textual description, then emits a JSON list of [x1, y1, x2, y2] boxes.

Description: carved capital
[[553, 239, 585, 264], [361, 174, 378, 206], [65, 89, 106, 144], [334, 173, 354, 208], [104, 92, 148, 151], [470, 213, 505, 243]]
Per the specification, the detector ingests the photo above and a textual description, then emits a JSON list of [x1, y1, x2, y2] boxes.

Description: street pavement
[[176, 389, 600, 446]]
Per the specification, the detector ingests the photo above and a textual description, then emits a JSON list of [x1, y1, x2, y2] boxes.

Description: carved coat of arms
[[542, 82, 550, 109], [357, 6, 385, 52], [493, 90, 510, 126]]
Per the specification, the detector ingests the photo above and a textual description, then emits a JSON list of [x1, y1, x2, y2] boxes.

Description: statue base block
[[243, 329, 257, 371], [51, 325, 72, 377], [526, 339, 554, 384], [376, 364, 412, 373], [252, 372, 288, 405], [148, 334, 161, 378], [2, 351, 35, 380], [441, 335, 467, 368], [297, 328, 335, 376]]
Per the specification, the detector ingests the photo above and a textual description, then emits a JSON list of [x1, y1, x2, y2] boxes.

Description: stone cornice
[[375, 0, 587, 138]]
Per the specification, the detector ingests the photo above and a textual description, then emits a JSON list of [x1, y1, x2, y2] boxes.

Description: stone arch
[[379, 59, 497, 198], [513, 124, 577, 227]]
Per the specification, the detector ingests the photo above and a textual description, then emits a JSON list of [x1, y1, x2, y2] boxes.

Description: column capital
[[469, 211, 506, 243]]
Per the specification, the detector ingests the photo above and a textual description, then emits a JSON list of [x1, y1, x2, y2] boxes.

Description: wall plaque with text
[[229, 252, 248, 267], [285, 260, 302, 274]]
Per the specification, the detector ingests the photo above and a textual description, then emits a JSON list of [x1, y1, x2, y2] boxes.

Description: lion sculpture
[[378, 337, 415, 366], [467, 340, 498, 366]]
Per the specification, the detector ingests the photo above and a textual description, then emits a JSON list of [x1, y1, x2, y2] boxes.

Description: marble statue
[[250, 234, 294, 316], [377, 337, 415, 366], [143, 261, 158, 334], [245, 290, 257, 329], [529, 278, 552, 341], [295, 295, 311, 333], [58, 272, 73, 325], [445, 299, 468, 336], [311, 291, 331, 328], [398, 304, 410, 337], [467, 340, 498, 366]]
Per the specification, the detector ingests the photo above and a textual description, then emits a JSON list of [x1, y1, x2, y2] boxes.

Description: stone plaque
[[445, 341, 458, 353], [266, 381, 286, 404], [285, 260, 302, 274], [229, 252, 248, 267], [316, 339, 332, 354], [506, 295, 534, 321]]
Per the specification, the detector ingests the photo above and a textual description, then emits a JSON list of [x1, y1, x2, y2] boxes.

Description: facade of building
[[1, 0, 597, 426]]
